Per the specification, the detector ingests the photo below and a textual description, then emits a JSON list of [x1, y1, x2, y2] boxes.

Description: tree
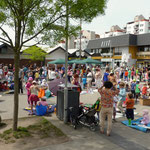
[[0, 0, 107, 131], [23, 46, 46, 61]]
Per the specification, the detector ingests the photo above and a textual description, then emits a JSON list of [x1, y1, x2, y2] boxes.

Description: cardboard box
[[140, 99, 150, 106]]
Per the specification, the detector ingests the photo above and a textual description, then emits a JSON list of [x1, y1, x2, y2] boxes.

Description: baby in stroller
[[69, 103, 99, 131]]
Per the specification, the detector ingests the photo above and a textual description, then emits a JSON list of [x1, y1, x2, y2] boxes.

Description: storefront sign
[[101, 58, 113, 62]]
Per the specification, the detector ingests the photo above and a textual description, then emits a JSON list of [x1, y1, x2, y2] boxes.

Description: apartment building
[[126, 15, 150, 34], [68, 30, 100, 50]]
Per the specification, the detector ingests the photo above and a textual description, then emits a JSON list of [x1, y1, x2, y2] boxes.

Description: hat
[[32, 80, 37, 84], [28, 77, 33, 81], [42, 79, 46, 83], [133, 79, 136, 82], [41, 96, 47, 100]]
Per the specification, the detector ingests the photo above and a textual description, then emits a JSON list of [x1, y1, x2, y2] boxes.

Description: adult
[[3, 64, 8, 76], [108, 72, 117, 86], [0, 65, 3, 80], [98, 81, 119, 136], [95, 68, 102, 88], [86, 69, 93, 93], [19, 67, 24, 94], [103, 68, 109, 82]]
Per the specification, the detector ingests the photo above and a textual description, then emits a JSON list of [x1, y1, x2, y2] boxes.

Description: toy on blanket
[[140, 109, 150, 126]]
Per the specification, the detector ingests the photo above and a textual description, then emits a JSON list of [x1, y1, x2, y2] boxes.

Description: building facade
[[126, 15, 150, 34], [86, 33, 150, 68]]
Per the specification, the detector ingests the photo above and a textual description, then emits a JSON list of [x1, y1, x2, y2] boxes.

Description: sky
[[82, 0, 150, 35]]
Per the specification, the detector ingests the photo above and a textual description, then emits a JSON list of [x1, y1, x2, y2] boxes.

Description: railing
[[137, 52, 150, 56]]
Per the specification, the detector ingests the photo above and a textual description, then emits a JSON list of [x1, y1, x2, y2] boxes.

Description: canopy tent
[[68, 59, 83, 64], [81, 58, 102, 64], [48, 59, 65, 64]]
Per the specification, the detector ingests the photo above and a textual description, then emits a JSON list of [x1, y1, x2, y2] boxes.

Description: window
[[140, 24, 144, 27], [138, 46, 150, 52], [114, 47, 122, 55], [140, 29, 143, 32], [144, 47, 149, 52], [0, 47, 7, 54]]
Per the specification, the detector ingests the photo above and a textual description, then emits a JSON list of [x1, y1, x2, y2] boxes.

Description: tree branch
[[0, 27, 14, 48], [0, 37, 11, 44], [0, 40, 10, 46], [22, 14, 65, 46]]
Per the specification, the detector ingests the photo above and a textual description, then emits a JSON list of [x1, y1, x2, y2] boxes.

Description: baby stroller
[[69, 105, 99, 131]]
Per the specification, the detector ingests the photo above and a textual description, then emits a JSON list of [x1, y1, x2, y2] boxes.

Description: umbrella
[[68, 59, 84, 64], [48, 78, 65, 96], [81, 58, 101, 64], [48, 59, 65, 64]]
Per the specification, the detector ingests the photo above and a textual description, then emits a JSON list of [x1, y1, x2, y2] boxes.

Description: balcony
[[137, 52, 150, 57], [101, 53, 113, 57]]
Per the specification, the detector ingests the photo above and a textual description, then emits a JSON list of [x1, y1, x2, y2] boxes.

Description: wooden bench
[[139, 98, 150, 106]]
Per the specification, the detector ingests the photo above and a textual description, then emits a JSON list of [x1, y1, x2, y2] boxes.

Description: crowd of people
[[0, 63, 150, 136]]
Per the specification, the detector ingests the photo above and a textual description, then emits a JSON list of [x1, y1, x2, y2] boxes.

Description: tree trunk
[[13, 51, 20, 131]]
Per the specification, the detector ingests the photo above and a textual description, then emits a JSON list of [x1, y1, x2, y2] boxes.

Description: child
[[124, 70, 128, 81], [29, 81, 40, 115], [130, 79, 136, 98], [113, 96, 118, 121], [26, 77, 33, 105], [141, 109, 150, 126], [125, 83, 130, 92], [142, 83, 148, 99], [92, 98, 101, 121], [82, 74, 87, 89], [125, 93, 134, 125], [135, 81, 140, 103], [117, 82, 126, 116]]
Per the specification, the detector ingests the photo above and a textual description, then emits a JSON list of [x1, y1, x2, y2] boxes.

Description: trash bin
[[57, 89, 80, 121]]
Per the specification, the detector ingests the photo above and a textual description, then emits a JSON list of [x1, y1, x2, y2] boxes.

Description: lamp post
[[79, 19, 82, 60], [64, 0, 69, 124]]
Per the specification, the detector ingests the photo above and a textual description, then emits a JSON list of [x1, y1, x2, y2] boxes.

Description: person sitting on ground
[[141, 109, 150, 126], [125, 93, 135, 126]]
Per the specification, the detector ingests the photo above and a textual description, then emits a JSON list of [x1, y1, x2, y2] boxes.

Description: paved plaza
[[0, 91, 150, 150]]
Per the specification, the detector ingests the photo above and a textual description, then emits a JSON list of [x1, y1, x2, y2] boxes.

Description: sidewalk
[[33, 115, 150, 150], [1, 92, 150, 150]]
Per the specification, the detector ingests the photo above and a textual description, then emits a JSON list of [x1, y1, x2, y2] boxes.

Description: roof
[[39, 45, 66, 54], [87, 33, 150, 50], [87, 34, 137, 49], [68, 49, 78, 54], [137, 33, 150, 46]]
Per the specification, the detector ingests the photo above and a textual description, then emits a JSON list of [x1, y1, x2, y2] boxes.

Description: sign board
[[101, 58, 113, 62]]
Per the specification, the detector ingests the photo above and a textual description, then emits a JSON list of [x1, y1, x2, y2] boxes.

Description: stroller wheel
[[73, 124, 77, 129], [90, 124, 96, 132], [72, 119, 77, 130]]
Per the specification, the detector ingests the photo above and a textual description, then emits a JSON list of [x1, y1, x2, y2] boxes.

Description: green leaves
[[0, 11, 7, 23], [23, 46, 46, 61]]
